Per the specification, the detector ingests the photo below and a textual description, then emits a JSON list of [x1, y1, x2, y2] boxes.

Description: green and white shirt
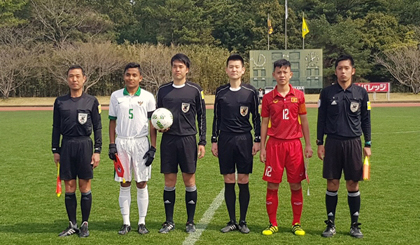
[[109, 87, 156, 138]]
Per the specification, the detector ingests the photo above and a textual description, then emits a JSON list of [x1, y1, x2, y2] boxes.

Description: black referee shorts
[[323, 136, 363, 181], [160, 134, 197, 174], [60, 136, 93, 180], [218, 132, 253, 175]]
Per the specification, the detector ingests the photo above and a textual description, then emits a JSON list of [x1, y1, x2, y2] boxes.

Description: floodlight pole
[[268, 13, 270, 50], [302, 12, 305, 49], [285, 0, 288, 50]]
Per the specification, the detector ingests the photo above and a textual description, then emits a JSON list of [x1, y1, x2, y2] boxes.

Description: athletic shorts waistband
[[219, 131, 251, 136], [326, 135, 360, 141], [268, 137, 300, 142], [117, 135, 147, 140], [62, 135, 91, 140]]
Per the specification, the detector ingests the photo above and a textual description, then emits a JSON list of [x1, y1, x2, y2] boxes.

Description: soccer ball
[[151, 108, 173, 130]]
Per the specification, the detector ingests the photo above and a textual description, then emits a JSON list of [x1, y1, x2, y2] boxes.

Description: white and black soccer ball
[[151, 108, 173, 130]]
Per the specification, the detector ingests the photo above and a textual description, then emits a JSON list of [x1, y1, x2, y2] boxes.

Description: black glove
[[108, 143, 117, 160], [143, 146, 156, 166]]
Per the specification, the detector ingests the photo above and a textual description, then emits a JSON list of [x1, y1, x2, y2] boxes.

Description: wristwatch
[[211, 136, 217, 143], [364, 141, 371, 148], [316, 139, 323, 145], [254, 136, 261, 143]]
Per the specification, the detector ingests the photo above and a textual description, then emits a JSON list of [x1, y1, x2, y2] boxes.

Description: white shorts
[[115, 136, 151, 182]]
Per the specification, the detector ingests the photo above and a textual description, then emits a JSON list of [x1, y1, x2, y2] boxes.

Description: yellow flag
[[302, 16, 309, 38], [363, 156, 370, 180], [268, 18, 273, 35]]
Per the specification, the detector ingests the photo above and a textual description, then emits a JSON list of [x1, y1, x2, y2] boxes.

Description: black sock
[[238, 183, 249, 223], [81, 191, 92, 223], [326, 190, 338, 223], [186, 186, 197, 223], [224, 183, 236, 223], [348, 190, 361, 224], [65, 192, 77, 226], [163, 187, 175, 223]]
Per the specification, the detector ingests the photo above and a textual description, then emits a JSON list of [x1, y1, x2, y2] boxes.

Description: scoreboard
[[249, 49, 323, 90]]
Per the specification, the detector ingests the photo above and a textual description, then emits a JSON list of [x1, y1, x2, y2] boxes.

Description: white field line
[[182, 188, 225, 245], [372, 130, 420, 135]]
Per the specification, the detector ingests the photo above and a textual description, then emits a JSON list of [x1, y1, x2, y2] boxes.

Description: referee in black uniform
[[211, 54, 260, 234], [316, 55, 371, 239], [52, 65, 102, 238], [156, 53, 206, 234]]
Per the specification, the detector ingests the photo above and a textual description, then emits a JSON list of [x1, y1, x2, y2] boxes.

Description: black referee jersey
[[317, 83, 371, 144], [211, 83, 261, 142], [156, 81, 206, 146], [52, 93, 102, 153]]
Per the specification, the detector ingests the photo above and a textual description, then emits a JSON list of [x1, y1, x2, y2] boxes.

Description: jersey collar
[[172, 82, 186, 88], [273, 84, 295, 98], [229, 85, 241, 92], [123, 86, 141, 96], [335, 82, 355, 93]]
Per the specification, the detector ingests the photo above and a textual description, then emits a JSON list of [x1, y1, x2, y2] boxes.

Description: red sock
[[291, 188, 303, 225], [266, 188, 278, 226]]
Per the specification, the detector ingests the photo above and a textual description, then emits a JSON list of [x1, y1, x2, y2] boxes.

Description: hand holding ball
[[151, 108, 173, 131]]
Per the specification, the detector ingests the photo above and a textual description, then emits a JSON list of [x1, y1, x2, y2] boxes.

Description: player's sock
[[164, 186, 176, 223], [291, 188, 303, 225], [81, 191, 92, 223], [65, 192, 77, 226], [185, 186, 197, 223], [348, 190, 361, 224], [137, 185, 149, 225], [266, 188, 278, 227], [238, 183, 250, 222], [326, 190, 338, 223], [119, 186, 131, 226], [224, 183, 236, 222]]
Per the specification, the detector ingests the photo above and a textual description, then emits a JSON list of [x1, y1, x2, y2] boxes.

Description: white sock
[[137, 185, 149, 225], [119, 186, 131, 226]]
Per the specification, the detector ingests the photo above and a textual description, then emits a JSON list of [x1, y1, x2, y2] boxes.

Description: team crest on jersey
[[273, 99, 279, 104], [182, 103, 190, 113], [78, 113, 88, 125], [350, 101, 360, 112], [240, 106, 249, 116], [291, 97, 298, 103], [138, 101, 143, 106]]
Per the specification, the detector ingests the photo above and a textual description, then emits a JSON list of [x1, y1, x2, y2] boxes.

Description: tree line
[[1, 0, 419, 98]]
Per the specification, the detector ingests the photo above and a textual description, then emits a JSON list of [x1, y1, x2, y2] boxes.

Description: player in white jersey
[[108, 62, 157, 235]]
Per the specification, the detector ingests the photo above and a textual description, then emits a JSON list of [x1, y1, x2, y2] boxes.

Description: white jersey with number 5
[[109, 87, 156, 138]]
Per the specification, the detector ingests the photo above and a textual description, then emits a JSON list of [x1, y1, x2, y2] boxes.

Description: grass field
[[0, 107, 419, 244], [1, 92, 420, 106]]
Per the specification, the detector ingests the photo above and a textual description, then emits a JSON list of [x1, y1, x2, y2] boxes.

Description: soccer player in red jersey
[[260, 59, 313, 236]]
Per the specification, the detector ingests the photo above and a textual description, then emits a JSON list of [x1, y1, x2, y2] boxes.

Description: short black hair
[[335, 54, 354, 68], [226, 54, 244, 67], [124, 62, 142, 74], [67, 65, 85, 76], [273, 59, 291, 71], [171, 53, 190, 69]]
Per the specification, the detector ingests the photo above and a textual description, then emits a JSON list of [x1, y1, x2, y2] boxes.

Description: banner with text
[[355, 83, 390, 92]]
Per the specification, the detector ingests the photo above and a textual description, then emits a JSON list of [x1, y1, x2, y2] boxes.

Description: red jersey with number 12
[[261, 84, 307, 140]]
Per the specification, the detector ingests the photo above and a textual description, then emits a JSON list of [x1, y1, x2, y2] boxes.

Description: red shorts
[[262, 137, 305, 184]]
